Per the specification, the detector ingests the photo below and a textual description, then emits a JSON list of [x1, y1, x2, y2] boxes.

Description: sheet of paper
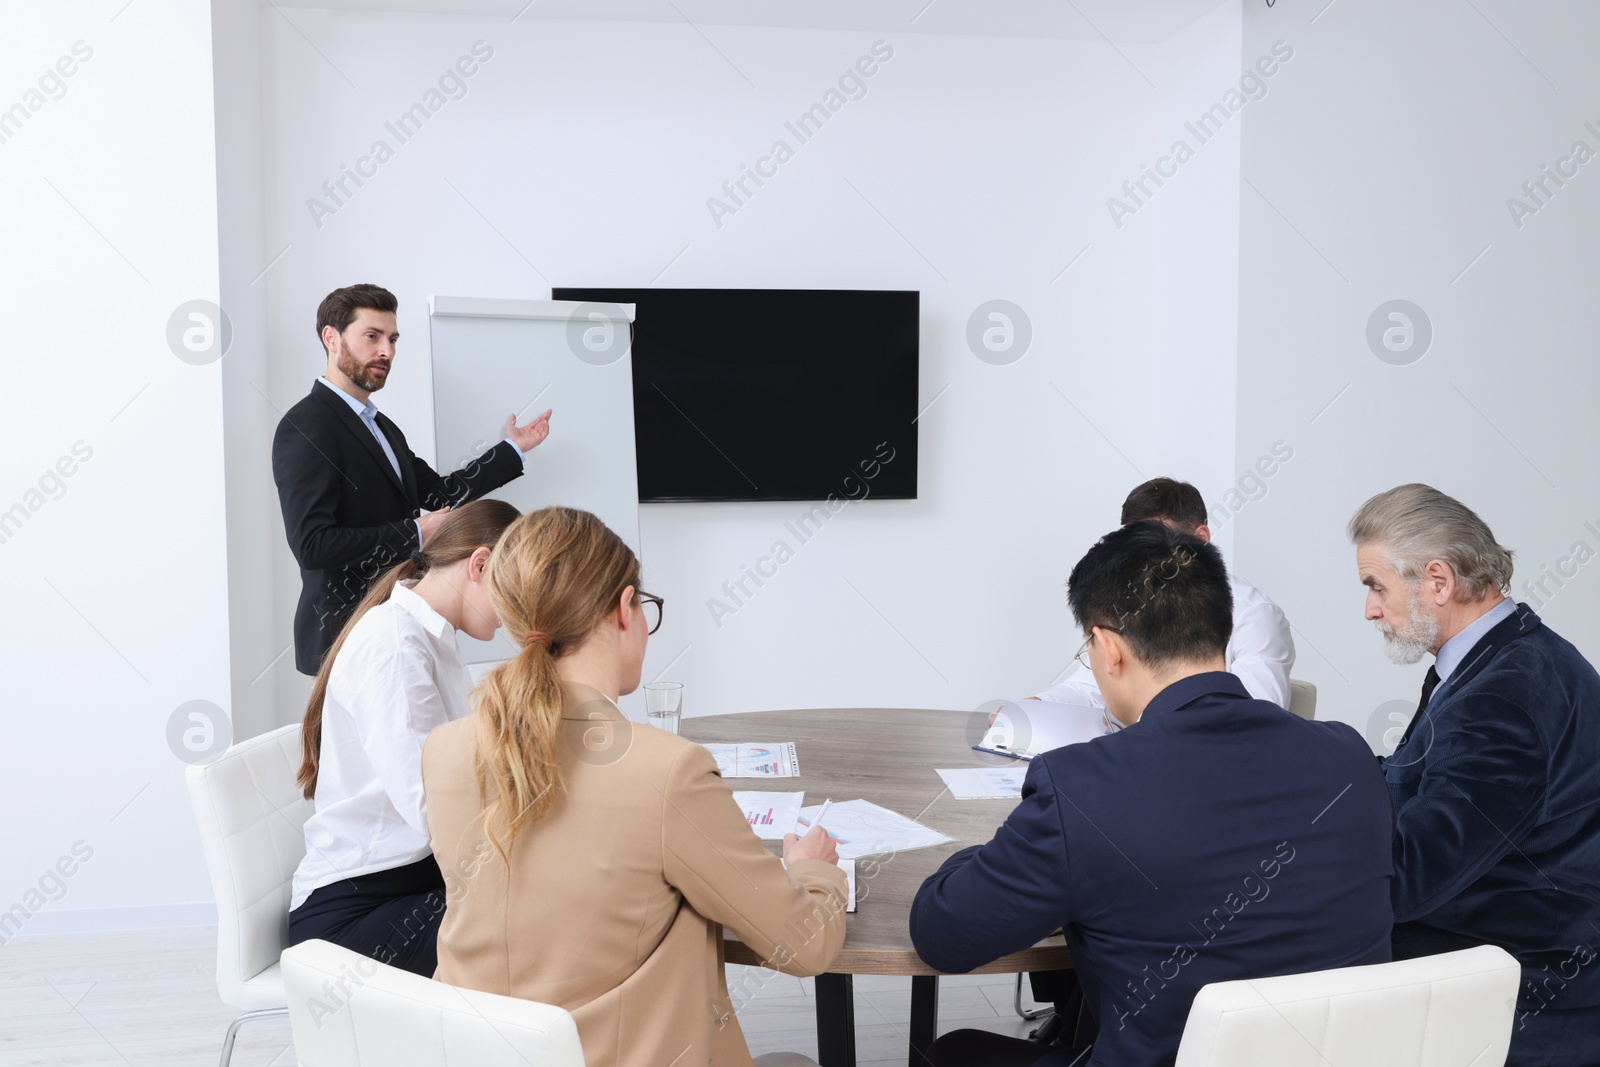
[[703, 742, 800, 778], [795, 799, 954, 860], [936, 766, 1026, 799], [974, 699, 1110, 760], [732, 791, 804, 840]]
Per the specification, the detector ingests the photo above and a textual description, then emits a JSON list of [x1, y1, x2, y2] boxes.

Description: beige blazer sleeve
[[657, 742, 848, 975]]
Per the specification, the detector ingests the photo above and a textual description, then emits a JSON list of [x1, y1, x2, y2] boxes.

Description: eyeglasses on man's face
[[636, 591, 664, 635], [1074, 625, 1122, 670]]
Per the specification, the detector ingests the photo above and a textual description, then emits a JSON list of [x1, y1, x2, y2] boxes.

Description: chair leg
[[1013, 972, 1052, 1021], [218, 1007, 290, 1067]]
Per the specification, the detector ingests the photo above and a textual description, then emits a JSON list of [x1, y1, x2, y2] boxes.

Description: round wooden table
[[682, 708, 1072, 1067]]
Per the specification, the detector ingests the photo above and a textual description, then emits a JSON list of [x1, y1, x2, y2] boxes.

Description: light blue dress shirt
[[1434, 596, 1517, 686], [317, 377, 419, 544], [318, 377, 402, 479]]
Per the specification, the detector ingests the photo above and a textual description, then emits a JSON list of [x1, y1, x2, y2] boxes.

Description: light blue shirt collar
[[317, 376, 378, 421], [1434, 598, 1517, 683]]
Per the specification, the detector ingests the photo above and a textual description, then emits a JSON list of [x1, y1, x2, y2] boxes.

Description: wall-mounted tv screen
[[552, 287, 919, 503]]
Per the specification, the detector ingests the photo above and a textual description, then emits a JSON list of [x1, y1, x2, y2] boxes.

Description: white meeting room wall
[[254, 8, 1248, 721], [1231, 0, 1600, 743], [0, 2, 228, 931]]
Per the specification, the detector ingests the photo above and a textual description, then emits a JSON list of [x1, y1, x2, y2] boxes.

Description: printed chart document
[[795, 799, 953, 860], [936, 766, 1026, 800], [703, 742, 800, 778], [732, 791, 804, 840], [974, 700, 1109, 760]]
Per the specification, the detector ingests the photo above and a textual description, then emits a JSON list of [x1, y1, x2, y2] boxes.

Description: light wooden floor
[[0, 927, 1048, 1066]]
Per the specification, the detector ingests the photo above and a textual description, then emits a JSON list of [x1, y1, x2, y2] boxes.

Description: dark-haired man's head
[[317, 284, 399, 398], [1121, 477, 1211, 543], [1067, 521, 1234, 726]]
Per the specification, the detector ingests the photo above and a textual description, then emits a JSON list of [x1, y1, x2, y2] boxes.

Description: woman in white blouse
[[287, 498, 519, 975]]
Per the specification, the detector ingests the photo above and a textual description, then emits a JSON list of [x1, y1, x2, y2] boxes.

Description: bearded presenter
[[272, 283, 552, 675]]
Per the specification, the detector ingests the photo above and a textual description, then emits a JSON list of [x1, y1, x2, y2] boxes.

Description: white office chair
[[186, 723, 313, 1067], [1287, 678, 1317, 720], [282, 939, 585, 1066], [1174, 944, 1520, 1067]]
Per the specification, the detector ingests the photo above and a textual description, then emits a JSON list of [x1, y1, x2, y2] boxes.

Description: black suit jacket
[[271, 380, 524, 674]]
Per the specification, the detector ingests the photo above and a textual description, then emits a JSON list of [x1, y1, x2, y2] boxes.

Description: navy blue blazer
[[911, 673, 1393, 1067], [1386, 604, 1600, 1027]]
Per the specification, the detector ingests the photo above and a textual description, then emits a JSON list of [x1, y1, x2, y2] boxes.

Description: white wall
[[1234, 0, 1600, 739], [257, 11, 1246, 718], [1154, 0, 1244, 561], [0, 2, 227, 931], [215, 0, 284, 743]]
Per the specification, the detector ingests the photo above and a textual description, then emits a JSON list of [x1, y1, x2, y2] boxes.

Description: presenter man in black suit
[[272, 283, 552, 675], [911, 522, 1394, 1067], [1350, 483, 1600, 1066]]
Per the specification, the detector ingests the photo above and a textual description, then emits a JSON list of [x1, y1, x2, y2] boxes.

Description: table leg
[[909, 975, 939, 1067], [815, 973, 856, 1067]]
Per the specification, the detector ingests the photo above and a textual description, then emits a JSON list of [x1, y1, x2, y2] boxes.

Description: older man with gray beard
[[1349, 483, 1600, 1066]]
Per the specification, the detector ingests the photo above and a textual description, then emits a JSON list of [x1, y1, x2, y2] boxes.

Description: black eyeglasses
[[636, 591, 664, 635]]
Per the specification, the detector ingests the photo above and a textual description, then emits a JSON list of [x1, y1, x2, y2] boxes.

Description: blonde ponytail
[[472, 507, 642, 864]]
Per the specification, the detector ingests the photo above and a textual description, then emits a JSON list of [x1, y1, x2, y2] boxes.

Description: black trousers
[[1029, 968, 1098, 1049], [288, 855, 447, 977]]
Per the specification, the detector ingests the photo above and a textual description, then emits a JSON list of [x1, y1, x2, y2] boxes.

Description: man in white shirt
[[1029, 478, 1296, 710]]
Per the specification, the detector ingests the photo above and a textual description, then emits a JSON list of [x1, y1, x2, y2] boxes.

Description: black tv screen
[[552, 287, 919, 503]]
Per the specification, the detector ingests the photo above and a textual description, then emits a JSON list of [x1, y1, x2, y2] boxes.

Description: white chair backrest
[[1175, 945, 1520, 1067], [1287, 678, 1317, 720], [282, 939, 586, 1067], [186, 722, 312, 1008]]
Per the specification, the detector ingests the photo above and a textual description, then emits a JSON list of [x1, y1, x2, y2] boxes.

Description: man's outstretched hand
[[505, 409, 553, 452]]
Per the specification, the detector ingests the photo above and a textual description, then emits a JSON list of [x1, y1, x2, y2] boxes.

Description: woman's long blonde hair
[[296, 498, 521, 800], [473, 506, 642, 864]]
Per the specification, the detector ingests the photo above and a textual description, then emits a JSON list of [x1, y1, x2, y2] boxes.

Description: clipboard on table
[[973, 699, 1112, 760]]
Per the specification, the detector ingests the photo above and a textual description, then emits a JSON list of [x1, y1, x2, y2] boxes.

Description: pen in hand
[[784, 798, 841, 867], [810, 799, 834, 835]]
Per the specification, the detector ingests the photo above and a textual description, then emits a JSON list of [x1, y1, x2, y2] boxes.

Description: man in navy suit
[[1350, 484, 1600, 1066], [911, 522, 1393, 1067], [272, 283, 552, 674]]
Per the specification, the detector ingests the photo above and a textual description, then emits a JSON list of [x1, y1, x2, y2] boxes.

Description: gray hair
[[1346, 483, 1514, 601]]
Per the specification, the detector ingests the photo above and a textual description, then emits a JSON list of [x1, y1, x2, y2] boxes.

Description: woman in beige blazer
[[422, 507, 847, 1067]]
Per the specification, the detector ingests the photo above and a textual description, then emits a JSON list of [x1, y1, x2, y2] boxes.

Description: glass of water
[[643, 682, 683, 735]]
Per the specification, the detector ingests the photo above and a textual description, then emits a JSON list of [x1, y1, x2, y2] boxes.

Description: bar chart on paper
[[732, 791, 804, 840]]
